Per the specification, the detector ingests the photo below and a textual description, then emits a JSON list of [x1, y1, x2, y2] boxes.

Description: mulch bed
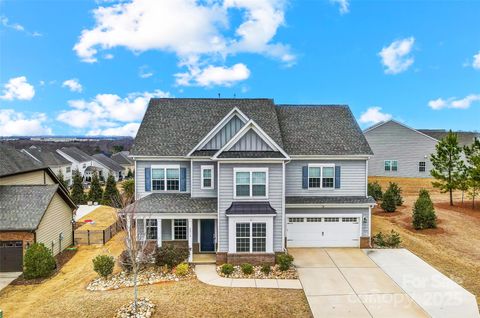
[[11, 248, 77, 285]]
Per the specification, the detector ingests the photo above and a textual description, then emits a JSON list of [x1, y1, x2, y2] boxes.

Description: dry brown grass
[[0, 232, 311, 318], [369, 176, 439, 195], [78, 205, 118, 231]]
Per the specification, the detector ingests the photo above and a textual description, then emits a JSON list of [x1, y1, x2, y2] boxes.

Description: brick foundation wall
[[216, 253, 276, 266], [0, 231, 35, 253], [360, 237, 371, 248]]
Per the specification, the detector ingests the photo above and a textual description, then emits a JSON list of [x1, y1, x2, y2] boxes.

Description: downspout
[[282, 158, 291, 252]]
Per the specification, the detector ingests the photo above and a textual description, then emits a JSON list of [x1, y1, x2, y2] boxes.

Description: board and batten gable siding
[[286, 207, 370, 237], [202, 115, 244, 150], [0, 170, 55, 185], [191, 161, 217, 198], [35, 192, 74, 256], [217, 163, 283, 252], [230, 129, 273, 151], [135, 160, 190, 199], [364, 121, 437, 178], [285, 160, 367, 197]]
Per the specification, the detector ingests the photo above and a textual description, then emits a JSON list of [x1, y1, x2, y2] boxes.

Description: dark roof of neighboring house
[[58, 147, 92, 163], [124, 193, 217, 214], [276, 105, 373, 156], [92, 153, 124, 171], [286, 196, 376, 205], [418, 130, 480, 147], [111, 151, 133, 165], [0, 143, 45, 177], [131, 98, 284, 156], [217, 151, 286, 159], [22, 146, 71, 166], [0, 184, 71, 231], [226, 202, 276, 215]]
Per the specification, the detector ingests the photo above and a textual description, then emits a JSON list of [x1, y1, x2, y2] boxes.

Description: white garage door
[[286, 215, 361, 247]]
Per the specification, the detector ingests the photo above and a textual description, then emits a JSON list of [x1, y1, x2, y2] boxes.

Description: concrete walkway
[[195, 264, 302, 289], [0, 272, 21, 291]]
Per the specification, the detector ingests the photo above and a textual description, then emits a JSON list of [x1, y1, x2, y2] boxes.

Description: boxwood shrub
[[23, 243, 56, 279]]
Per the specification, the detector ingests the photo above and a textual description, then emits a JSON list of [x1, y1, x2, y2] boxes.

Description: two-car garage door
[[286, 215, 361, 247]]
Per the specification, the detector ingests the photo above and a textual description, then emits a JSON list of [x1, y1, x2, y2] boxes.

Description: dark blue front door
[[200, 219, 215, 252]]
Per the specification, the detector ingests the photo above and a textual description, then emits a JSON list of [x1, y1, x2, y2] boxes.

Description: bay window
[[234, 168, 268, 198], [235, 222, 266, 253]]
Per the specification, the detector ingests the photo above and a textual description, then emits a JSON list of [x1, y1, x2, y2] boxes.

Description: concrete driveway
[[0, 272, 21, 291]]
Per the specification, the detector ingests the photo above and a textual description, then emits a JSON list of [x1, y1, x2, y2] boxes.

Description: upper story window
[[234, 168, 268, 198], [152, 165, 179, 191], [201, 165, 214, 189], [66, 167, 71, 173], [308, 164, 335, 189], [385, 160, 398, 172], [418, 161, 426, 172]]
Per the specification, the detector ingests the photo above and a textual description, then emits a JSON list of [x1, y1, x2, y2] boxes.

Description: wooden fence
[[74, 219, 122, 245]]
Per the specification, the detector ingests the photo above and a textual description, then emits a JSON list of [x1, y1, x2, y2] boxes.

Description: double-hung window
[[235, 222, 266, 253], [152, 165, 180, 191], [173, 219, 187, 240], [385, 160, 398, 172], [201, 165, 214, 189], [418, 161, 426, 172], [145, 219, 158, 240], [234, 168, 268, 198], [308, 164, 335, 189]]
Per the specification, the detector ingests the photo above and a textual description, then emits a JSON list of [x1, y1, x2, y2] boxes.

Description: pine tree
[[88, 172, 103, 203], [387, 182, 403, 206], [430, 131, 463, 206], [381, 188, 397, 212], [412, 189, 437, 229], [102, 174, 120, 206], [464, 138, 480, 208], [57, 170, 68, 189], [127, 168, 133, 179], [456, 162, 469, 206], [71, 170, 86, 205]]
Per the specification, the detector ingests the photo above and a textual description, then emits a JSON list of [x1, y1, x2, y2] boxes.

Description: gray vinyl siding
[[364, 121, 438, 178], [191, 161, 217, 198], [135, 160, 190, 199], [285, 160, 367, 196], [202, 116, 244, 150], [230, 130, 273, 151], [218, 163, 283, 252], [286, 207, 370, 237]]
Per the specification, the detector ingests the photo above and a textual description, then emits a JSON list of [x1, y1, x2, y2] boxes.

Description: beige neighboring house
[[111, 151, 134, 176], [0, 144, 77, 272], [21, 146, 73, 186]]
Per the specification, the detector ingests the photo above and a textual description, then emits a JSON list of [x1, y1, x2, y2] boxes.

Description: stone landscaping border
[[216, 264, 298, 279]]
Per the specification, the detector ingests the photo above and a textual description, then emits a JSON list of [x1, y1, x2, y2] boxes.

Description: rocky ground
[[217, 265, 298, 279]]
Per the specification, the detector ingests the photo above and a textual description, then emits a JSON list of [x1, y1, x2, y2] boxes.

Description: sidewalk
[[195, 264, 302, 289]]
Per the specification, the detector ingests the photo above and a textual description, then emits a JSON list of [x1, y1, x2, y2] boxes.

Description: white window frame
[[201, 165, 214, 190], [172, 219, 188, 240], [145, 219, 158, 240], [384, 160, 398, 172], [151, 164, 180, 192], [228, 216, 273, 253], [418, 161, 426, 172], [233, 167, 269, 199], [308, 164, 335, 190]]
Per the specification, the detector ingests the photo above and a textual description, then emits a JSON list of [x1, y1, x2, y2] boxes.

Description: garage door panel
[[0, 241, 23, 272]]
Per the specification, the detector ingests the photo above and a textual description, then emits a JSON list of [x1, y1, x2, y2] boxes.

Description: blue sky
[[0, 0, 479, 137]]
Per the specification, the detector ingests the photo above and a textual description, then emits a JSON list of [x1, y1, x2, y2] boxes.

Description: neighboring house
[[364, 120, 479, 178], [0, 144, 76, 272], [21, 146, 73, 186], [56, 147, 94, 176], [83, 166, 103, 183], [111, 151, 135, 175], [128, 98, 374, 265], [91, 153, 125, 181]]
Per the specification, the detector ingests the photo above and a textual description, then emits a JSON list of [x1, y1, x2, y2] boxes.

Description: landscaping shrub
[[373, 230, 402, 248], [412, 189, 437, 230], [380, 188, 397, 212], [92, 255, 114, 278], [155, 245, 189, 269], [388, 182, 404, 206], [119, 250, 133, 273], [23, 243, 56, 279], [220, 263, 234, 276], [260, 264, 271, 275], [240, 263, 254, 275], [276, 253, 294, 271], [368, 182, 383, 201], [175, 263, 189, 276]]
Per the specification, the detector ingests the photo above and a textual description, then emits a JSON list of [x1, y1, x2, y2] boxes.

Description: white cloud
[[379, 37, 415, 74], [330, 0, 349, 14], [0, 16, 42, 36], [62, 79, 83, 92], [0, 76, 35, 101], [473, 51, 480, 70], [139, 65, 153, 78], [87, 122, 140, 137], [175, 63, 250, 87], [428, 94, 480, 110], [359, 107, 392, 125], [0, 109, 52, 136]]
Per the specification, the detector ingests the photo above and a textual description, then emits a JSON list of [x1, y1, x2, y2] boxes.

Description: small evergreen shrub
[[23, 243, 56, 279], [276, 253, 294, 271], [412, 189, 437, 230], [220, 263, 234, 276], [92, 255, 114, 278], [373, 230, 402, 248], [240, 263, 254, 275], [260, 264, 271, 275], [368, 182, 383, 201], [155, 245, 189, 269], [381, 189, 397, 212], [388, 182, 404, 206], [175, 263, 189, 276]]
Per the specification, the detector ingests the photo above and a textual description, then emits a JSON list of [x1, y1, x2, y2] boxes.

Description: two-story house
[[92, 153, 125, 181], [129, 99, 375, 265], [21, 146, 73, 186], [56, 147, 95, 176]]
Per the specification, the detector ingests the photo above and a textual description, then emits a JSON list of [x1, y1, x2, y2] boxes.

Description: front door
[[200, 219, 215, 252]]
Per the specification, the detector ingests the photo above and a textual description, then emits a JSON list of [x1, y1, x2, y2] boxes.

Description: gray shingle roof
[[276, 105, 373, 156], [23, 146, 71, 166], [92, 153, 124, 172], [217, 151, 285, 158], [418, 130, 480, 147], [0, 143, 45, 177], [125, 193, 217, 214], [131, 98, 284, 156], [286, 196, 376, 205], [0, 185, 58, 230], [111, 151, 133, 165], [58, 147, 92, 163]]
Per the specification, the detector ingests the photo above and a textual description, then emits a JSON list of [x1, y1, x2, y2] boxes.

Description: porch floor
[[192, 253, 216, 264]]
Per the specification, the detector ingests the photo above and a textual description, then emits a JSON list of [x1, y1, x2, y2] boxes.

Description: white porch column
[[157, 218, 162, 247], [188, 218, 193, 262]]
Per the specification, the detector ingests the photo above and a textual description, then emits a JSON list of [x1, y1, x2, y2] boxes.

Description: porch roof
[[126, 193, 217, 214], [226, 201, 276, 215]]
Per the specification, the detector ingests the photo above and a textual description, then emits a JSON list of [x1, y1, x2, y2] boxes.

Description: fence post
[[103, 229, 105, 244], [87, 230, 90, 245]]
